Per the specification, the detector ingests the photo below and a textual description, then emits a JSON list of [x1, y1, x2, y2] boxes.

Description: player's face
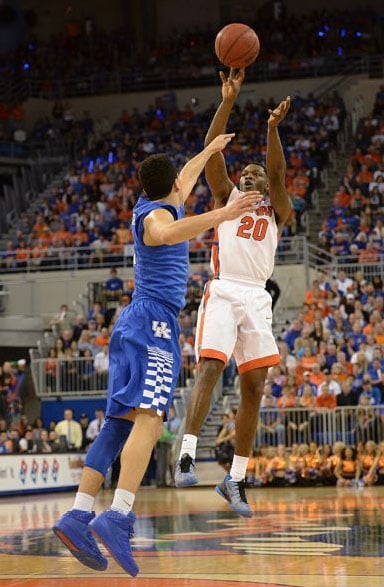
[[239, 164, 268, 193]]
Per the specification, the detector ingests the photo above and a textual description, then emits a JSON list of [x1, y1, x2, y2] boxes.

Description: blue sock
[[85, 416, 133, 476]]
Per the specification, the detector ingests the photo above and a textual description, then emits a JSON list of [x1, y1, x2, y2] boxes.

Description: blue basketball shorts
[[106, 299, 182, 419]]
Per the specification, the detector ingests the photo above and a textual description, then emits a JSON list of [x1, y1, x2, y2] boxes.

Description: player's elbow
[[157, 227, 179, 246]]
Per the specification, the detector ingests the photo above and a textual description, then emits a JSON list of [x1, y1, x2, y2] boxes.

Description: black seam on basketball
[[220, 32, 258, 65], [220, 28, 252, 62], [228, 39, 259, 66]]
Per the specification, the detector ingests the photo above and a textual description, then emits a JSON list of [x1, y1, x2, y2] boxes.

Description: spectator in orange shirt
[[52, 222, 72, 244], [333, 184, 351, 208], [304, 280, 326, 305], [300, 347, 318, 372], [33, 214, 49, 236], [15, 240, 31, 269], [358, 243, 379, 264], [309, 363, 325, 388], [288, 150, 302, 169], [94, 327, 110, 347], [356, 164, 373, 187], [315, 384, 337, 409], [115, 222, 132, 245], [276, 386, 297, 409], [373, 323, 384, 345], [336, 350, 353, 376]]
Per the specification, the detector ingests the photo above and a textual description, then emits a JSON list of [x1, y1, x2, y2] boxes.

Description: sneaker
[[90, 510, 139, 577], [215, 474, 252, 518], [174, 453, 198, 487], [53, 509, 108, 571]]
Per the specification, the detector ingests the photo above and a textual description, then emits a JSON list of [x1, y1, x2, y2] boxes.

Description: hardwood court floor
[[0, 485, 384, 586]]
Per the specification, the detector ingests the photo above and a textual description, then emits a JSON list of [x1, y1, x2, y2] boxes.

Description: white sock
[[179, 434, 198, 460], [230, 455, 249, 482], [72, 492, 95, 512], [111, 488, 135, 515]]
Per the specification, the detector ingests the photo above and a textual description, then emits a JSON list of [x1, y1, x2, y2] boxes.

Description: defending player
[[52, 133, 261, 576], [175, 68, 291, 517]]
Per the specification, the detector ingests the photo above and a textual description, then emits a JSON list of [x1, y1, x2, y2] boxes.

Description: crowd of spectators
[[1, 88, 345, 270], [0, 406, 105, 455], [1, 47, 384, 498], [37, 264, 202, 394], [1, 8, 381, 98], [318, 85, 384, 262], [245, 440, 384, 488]]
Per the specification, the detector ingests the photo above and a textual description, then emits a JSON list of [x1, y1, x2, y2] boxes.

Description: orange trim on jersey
[[211, 228, 220, 277], [199, 349, 228, 364], [238, 354, 280, 374], [196, 281, 211, 352]]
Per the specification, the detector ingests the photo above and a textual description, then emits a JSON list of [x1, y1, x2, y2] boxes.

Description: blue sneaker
[[53, 509, 108, 571], [90, 510, 139, 577], [215, 475, 252, 518], [174, 453, 198, 487]]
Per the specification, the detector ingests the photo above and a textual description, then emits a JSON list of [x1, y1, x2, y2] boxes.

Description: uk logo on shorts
[[152, 321, 171, 339]]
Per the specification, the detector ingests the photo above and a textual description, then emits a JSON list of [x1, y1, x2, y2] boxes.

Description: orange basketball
[[215, 23, 260, 68]]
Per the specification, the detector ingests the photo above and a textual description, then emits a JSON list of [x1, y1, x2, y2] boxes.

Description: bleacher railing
[[257, 406, 383, 448], [29, 352, 384, 448], [4, 54, 383, 100], [0, 236, 307, 274], [30, 356, 195, 398], [2, 238, 384, 288]]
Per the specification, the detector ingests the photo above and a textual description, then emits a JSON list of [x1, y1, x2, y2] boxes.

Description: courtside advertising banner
[[0, 453, 86, 495]]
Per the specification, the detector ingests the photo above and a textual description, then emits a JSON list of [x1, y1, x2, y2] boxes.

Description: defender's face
[[239, 164, 268, 193]]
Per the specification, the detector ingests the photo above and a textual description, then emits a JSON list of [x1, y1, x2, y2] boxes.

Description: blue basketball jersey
[[131, 196, 189, 313]]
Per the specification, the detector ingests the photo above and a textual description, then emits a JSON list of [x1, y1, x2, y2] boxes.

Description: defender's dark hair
[[139, 154, 178, 201]]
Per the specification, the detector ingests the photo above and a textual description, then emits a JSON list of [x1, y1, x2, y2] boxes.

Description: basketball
[[215, 23, 260, 68]]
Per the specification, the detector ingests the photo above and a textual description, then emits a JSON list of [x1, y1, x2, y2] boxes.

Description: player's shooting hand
[[221, 191, 262, 221], [219, 68, 245, 102], [268, 96, 291, 127], [207, 133, 235, 153]]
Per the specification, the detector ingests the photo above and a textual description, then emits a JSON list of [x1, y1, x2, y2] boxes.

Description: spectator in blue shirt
[[357, 377, 382, 406], [104, 268, 124, 297], [367, 359, 383, 392], [297, 371, 318, 397]]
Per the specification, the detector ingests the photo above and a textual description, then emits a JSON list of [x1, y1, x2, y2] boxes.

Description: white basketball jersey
[[210, 186, 278, 285]]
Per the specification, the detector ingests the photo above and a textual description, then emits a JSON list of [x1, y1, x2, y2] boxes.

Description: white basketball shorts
[[195, 279, 280, 374]]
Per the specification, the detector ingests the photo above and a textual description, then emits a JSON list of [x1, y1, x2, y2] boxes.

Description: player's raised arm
[[266, 96, 292, 233], [178, 133, 235, 203], [144, 191, 262, 247], [204, 68, 245, 205]]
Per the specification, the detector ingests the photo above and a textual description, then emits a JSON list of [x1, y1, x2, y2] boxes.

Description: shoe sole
[[53, 526, 108, 571], [91, 525, 139, 577], [214, 485, 253, 518], [175, 476, 199, 488]]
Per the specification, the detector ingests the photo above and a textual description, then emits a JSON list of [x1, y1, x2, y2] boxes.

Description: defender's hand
[[206, 133, 235, 154], [221, 191, 263, 221]]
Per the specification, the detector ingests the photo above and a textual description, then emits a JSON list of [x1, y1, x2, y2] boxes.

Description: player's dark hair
[[251, 161, 267, 174], [139, 154, 178, 201]]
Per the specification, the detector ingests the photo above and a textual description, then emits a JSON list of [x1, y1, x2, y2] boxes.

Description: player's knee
[[85, 416, 133, 476], [199, 358, 225, 383]]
